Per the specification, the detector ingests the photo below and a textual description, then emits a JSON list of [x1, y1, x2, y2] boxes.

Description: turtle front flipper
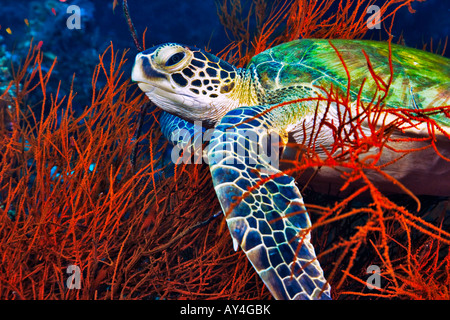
[[159, 111, 207, 163], [207, 106, 331, 300]]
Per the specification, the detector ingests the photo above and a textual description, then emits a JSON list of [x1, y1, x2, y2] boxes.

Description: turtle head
[[132, 43, 250, 125]]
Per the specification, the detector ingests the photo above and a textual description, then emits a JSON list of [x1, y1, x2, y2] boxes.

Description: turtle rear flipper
[[208, 105, 331, 300]]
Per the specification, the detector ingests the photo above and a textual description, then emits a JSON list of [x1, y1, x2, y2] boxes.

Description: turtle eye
[[165, 52, 186, 67]]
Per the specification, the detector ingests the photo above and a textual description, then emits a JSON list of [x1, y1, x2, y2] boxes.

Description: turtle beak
[[132, 49, 168, 94], [132, 53, 155, 94]]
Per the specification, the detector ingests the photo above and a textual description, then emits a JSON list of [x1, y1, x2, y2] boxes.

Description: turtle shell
[[248, 39, 450, 127]]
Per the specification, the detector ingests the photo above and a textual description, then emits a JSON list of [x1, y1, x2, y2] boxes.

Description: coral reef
[[0, 0, 448, 300], [2, 0, 102, 111], [0, 36, 14, 96]]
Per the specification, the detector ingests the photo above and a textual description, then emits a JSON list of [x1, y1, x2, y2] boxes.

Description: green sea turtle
[[131, 39, 450, 300]]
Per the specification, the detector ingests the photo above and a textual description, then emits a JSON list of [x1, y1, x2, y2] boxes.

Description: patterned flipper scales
[[159, 111, 206, 154], [207, 105, 331, 300], [159, 108, 330, 299]]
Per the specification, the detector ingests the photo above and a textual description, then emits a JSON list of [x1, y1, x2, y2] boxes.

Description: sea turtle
[[131, 39, 450, 300]]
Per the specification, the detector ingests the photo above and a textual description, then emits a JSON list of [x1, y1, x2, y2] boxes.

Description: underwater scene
[[0, 0, 449, 302]]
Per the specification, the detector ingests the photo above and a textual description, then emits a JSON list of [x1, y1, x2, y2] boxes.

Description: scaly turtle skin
[[132, 39, 450, 300]]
